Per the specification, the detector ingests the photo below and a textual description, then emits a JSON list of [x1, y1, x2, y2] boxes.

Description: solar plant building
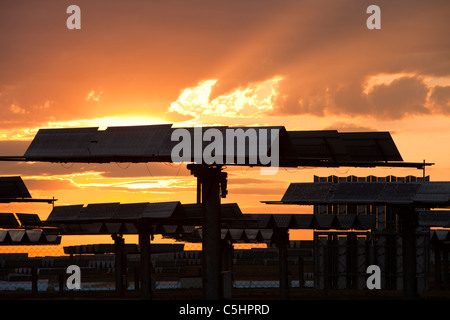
[[264, 176, 450, 299]]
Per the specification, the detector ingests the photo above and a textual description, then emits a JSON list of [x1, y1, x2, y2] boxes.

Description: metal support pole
[[31, 267, 38, 295], [139, 230, 152, 299], [434, 242, 442, 287], [112, 234, 125, 295], [444, 244, 449, 287], [188, 164, 225, 300], [275, 228, 289, 299], [221, 240, 234, 299], [399, 208, 418, 300]]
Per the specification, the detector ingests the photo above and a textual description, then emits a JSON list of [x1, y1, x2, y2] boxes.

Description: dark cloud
[[366, 76, 430, 119], [429, 85, 450, 114], [0, 0, 448, 129], [331, 76, 431, 119]]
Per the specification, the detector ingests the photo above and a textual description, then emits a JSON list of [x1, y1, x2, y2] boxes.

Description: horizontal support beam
[[0, 198, 56, 204], [0, 156, 433, 170]]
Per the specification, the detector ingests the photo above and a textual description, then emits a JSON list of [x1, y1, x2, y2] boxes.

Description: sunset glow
[[169, 77, 282, 121], [0, 0, 449, 251]]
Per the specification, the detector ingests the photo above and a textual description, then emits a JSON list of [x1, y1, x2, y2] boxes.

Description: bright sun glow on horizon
[[169, 77, 283, 121]]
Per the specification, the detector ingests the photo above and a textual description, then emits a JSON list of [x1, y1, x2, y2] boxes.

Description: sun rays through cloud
[[168, 77, 282, 121]]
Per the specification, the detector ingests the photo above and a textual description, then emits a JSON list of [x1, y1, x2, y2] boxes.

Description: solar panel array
[[24, 125, 173, 162], [0, 213, 20, 228], [279, 181, 450, 207], [0, 212, 60, 245], [0, 229, 61, 245], [22, 124, 410, 167], [47, 202, 182, 223], [309, 175, 434, 231], [418, 210, 450, 228], [339, 132, 403, 162], [46, 201, 243, 225], [0, 212, 44, 228]]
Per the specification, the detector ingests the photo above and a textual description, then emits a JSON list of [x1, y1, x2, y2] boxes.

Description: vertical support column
[[31, 266, 38, 295], [139, 229, 152, 300], [399, 207, 418, 299], [221, 240, 234, 299], [444, 244, 449, 287], [275, 228, 289, 299], [188, 164, 226, 300], [298, 256, 304, 288], [434, 241, 442, 287], [112, 234, 125, 295]]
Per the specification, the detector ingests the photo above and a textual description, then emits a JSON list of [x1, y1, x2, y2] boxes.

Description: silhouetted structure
[[1, 124, 444, 300]]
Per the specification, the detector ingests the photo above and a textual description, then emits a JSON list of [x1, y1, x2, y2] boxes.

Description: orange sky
[[0, 1, 449, 248]]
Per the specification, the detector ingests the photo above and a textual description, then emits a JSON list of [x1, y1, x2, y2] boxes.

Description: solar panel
[[0, 230, 7, 242], [0, 176, 31, 199], [242, 229, 259, 241], [339, 132, 403, 162], [430, 229, 450, 241], [277, 182, 450, 206], [287, 130, 351, 161], [102, 223, 123, 234], [21, 123, 421, 170], [293, 214, 314, 229], [314, 215, 336, 229], [180, 203, 242, 219], [414, 182, 450, 204], [259, 229, 273, 241], [220, 203, 243, 218], [8, 230, 25, 242], [80, 223, 103, 234], [142, 201, 182, 219], [24, 127, 98, 159], [377, 183, 421, 204], [0, 213, 20, 228], [24, 125, 173, 162], [113, 202, 150, 220], [79, 203, 120, 220], [281, 183, 335, 203], [418, 210, 450, 227], [88, 124, 173, 159], [271, 214, 294, 228], [46, 205, 84, 222], [336, 215, 357, 229], [227, 229, 244, 241], [332, 183, 385, 203], [25, 230, 43, 242], [16, 213, 41, 227], [356, 215, 376, 229], [250, 214, 271, 229]]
